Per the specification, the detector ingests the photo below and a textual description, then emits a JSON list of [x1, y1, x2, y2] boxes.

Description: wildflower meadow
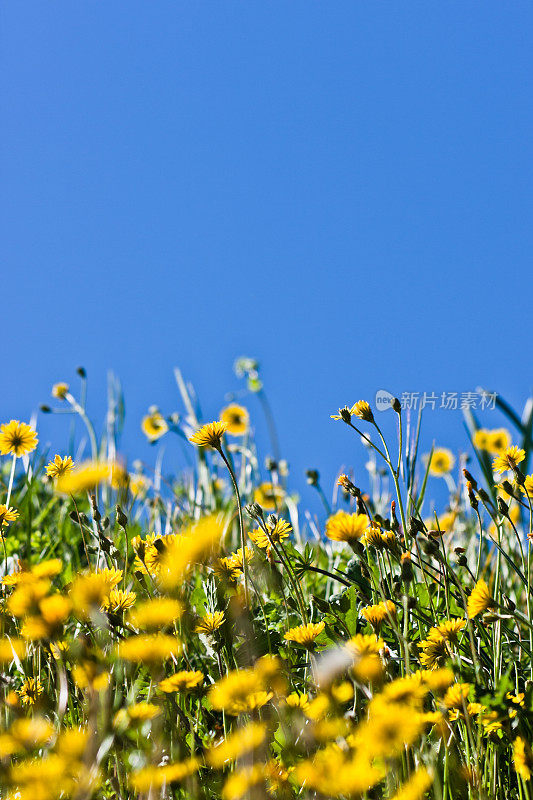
[[2, 363, 533, 800]]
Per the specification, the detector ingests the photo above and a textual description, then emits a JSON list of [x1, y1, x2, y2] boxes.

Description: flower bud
[[306, 469, 319, 486], [90, 495, 101, 522], [463, 469, 478, 490], [245, 503, 264, 522], [401, 552, 414, 583], [116, 505, 128, 529], [497, 497, 509, 517]]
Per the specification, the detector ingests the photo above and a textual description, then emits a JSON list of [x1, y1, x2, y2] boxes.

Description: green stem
[[217, 446, 249, 606], [5, 454, 16, 508]]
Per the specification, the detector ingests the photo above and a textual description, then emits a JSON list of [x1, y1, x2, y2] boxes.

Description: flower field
[[2, 366, 533, 800]]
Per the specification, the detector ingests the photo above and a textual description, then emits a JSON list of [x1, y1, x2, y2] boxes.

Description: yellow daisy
[[141, 411, 168, 441], [428, 448, 455, 476], [253, 482, 284, 510], [493, 446, 525, 474], [45, 454, 74, 479], [0, 505, 19, 528], [284, 621, 325, 647], [0, 420, 38, 457], [159, 671, 204, 693], [467, 579, 495, 618], [189, 420, 228, 449], [51, 382, 69, 399], [220, 404, 249, 435], [325, 511, 370, 543]]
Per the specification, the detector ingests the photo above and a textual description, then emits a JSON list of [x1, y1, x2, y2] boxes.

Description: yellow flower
[[117, 634, 182, 663], [160, 518, 221, 587], [159, 670, 204, 693], [295, 745, 382, 797], [361, 600, 396, 630], [431, 618, 466, 643], [50, 640, 68, 659], [424, 511, 456, 535], [488, 428, 512, 453], [265, 760, 293, 798], [72, 662, 110, 691], [286, 692, 310, 709], [361, 523, 384, 548], [418, 636, 448, 670], [18, 677, 43, 706], [0, 637, 26, 663], [0, 505, 19, 527], [304, 693, 331, 721], [473, 428, 490, 450], [110, 462, 129, 489], [325, 511, 370, 543], [418, 667, 454, 692], [225, 546, 254, 573], [346, 633, 385, 683], [158, 516, 223, 589], [331, 406, 354, 422], [390, 768, 433, 800], [8, 578, 50, 617], [493, 446, 526, 474], [356, 700, 423, 757], [52, 382, 69, 399], [249, 518, 292, 551], [380, 675, 427, 708], [444, 682, 471, 709], [70, 571, 119, 618], [142, 534, 175, 575], [428, 448, 455, 476], [129, 474, 149, 496], [331, 401, 374, 423], [207, 721, 266, 768], [521, 475, 533, 499], [6, 717, 55, 752], [215, 556, 240, 583], [222, 764, 266, 800], [195, 610, 225, 635], [99, 567, 123, 587], [0, 420, 38, 457], [130, 759, 199, 792], [209, 668, 270, 715], [351, 400, 374, 421], [103, 588, 137, 612], [114, 703, 160, 726], [254, 482, 284, 510], [330, 681, 354, 704], [220, 404, 249, 435], [189, 420, 228, 448], [514, 737, 533, 782], [39, 594, 72, 626], [467, 579, 494, 618], [29, 559, 63, 580], [283, 621, 325, 647], [347, 633, 384, 658], [127, 598, 183, 630], [141, 411, 168, 441], [45, 454, 74, 479], [56, 460, 113, 494]]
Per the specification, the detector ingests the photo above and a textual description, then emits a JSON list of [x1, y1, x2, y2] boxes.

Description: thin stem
[[6, 454, 17, 508], [217, 446, 249, 606]]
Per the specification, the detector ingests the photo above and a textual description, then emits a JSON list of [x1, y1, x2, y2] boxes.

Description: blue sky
[[2, 2, 533, 513]]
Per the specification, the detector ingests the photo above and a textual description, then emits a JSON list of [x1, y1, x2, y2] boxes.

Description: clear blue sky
[[2, 2, 533, 511]]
